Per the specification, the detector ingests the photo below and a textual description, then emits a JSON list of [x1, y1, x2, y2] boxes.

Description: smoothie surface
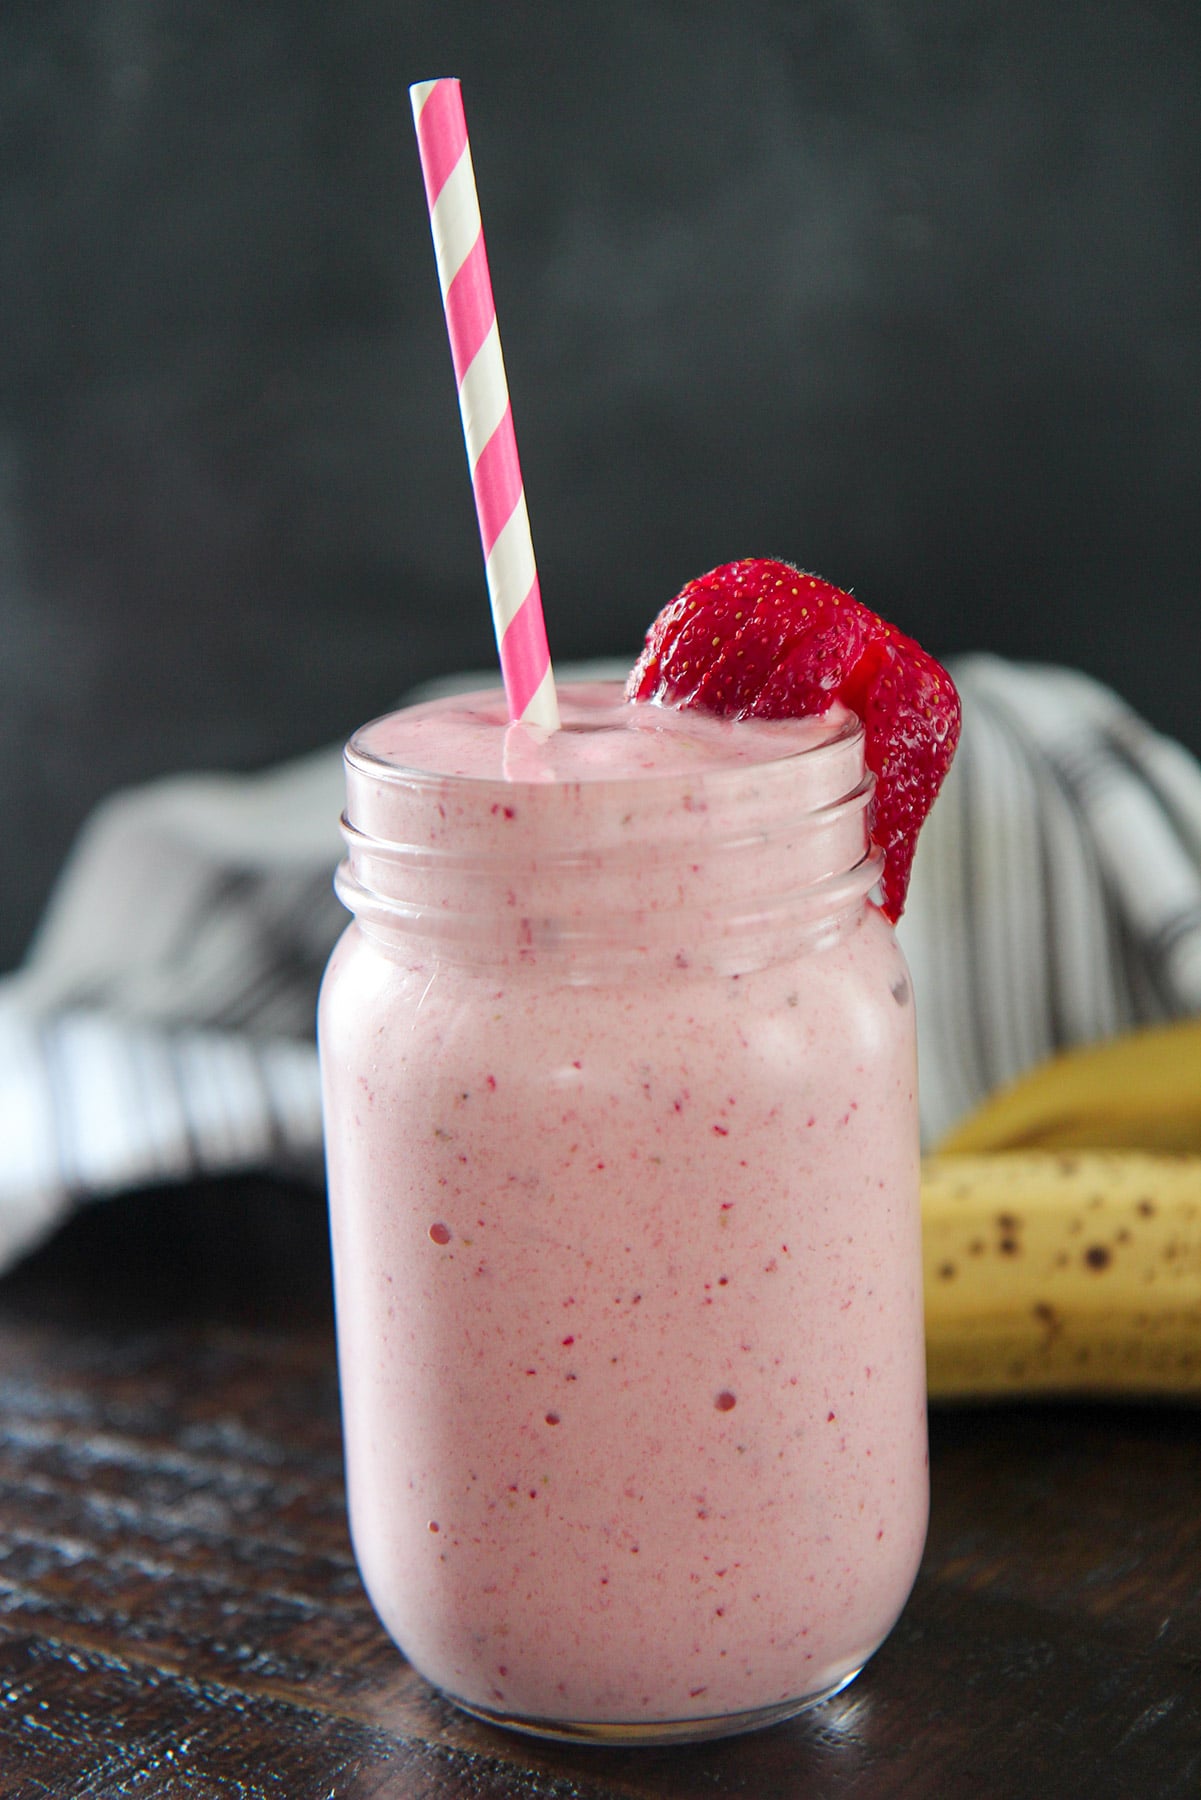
[[351, 680, 855, 786]]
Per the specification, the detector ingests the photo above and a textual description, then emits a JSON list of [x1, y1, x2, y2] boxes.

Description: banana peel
[[936, 1015, 1201, 1156], [923, 1016, 1201, 1399], [922, 1150, 1201, 1400]]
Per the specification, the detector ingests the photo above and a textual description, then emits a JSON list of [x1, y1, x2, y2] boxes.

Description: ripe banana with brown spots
[[921, 1151, 1201, 1400]]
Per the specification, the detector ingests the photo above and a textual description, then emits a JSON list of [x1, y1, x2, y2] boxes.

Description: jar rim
[[334, 682, 880, 968], [342, 681, 864, 808]]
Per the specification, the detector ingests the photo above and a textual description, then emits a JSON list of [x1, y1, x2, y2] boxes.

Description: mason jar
[[318, 679, 927, 1744]]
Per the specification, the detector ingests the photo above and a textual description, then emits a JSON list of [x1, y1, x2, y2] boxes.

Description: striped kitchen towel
[[900, 658, 1201, 1140], [0, 655, 1199, 1272]]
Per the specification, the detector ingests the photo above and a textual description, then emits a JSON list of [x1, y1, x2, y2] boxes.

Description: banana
[[921, 1151, 1201, 1400], [936, 1016, 1201, 1155]]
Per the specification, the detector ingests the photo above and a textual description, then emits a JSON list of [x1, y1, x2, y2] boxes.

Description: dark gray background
[[2, 1, 1198, 972]]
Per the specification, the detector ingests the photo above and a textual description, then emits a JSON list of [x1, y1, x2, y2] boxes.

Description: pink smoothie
[[319, 681, 927, 1740]]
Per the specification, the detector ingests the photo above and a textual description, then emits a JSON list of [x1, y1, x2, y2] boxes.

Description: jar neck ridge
[[335, 695, 881, 974]]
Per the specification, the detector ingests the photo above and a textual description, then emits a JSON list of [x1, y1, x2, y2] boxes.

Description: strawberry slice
[[626, 559, 960, 920]]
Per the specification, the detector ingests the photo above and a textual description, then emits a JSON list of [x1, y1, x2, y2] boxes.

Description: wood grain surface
[[0, 1178, 1197, 1798]]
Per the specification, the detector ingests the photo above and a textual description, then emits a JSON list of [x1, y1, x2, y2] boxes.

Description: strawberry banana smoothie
[[319, 591, 952, 1741]]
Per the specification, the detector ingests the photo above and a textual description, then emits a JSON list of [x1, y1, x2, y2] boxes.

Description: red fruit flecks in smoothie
[[626, 558, 960, 920]]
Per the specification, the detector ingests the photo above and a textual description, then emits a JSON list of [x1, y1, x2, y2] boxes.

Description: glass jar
[[318, 681, 927, 1745]]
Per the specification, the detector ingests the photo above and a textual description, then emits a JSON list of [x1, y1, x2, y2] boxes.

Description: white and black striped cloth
[[1, 656, 1199, 1272]]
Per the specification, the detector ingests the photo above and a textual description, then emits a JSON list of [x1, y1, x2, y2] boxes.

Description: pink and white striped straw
[[410, 78, 559, 733]]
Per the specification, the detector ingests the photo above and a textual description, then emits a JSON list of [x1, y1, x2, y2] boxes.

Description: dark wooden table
[[0, 1177, 1197, 1799]]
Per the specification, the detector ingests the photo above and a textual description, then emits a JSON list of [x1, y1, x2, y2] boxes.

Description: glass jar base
[[446, 1663, 865, 1747]]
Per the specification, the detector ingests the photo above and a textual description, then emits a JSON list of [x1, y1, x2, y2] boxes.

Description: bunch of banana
[[921, 1017, 1201, 1401]]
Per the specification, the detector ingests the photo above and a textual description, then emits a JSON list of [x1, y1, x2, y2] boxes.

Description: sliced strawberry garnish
[[630, 560, 753, 702], [626, 559, 960, 920]]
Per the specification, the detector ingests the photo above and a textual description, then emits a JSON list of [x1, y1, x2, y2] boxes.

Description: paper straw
[[410, 78, 559, 733]]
